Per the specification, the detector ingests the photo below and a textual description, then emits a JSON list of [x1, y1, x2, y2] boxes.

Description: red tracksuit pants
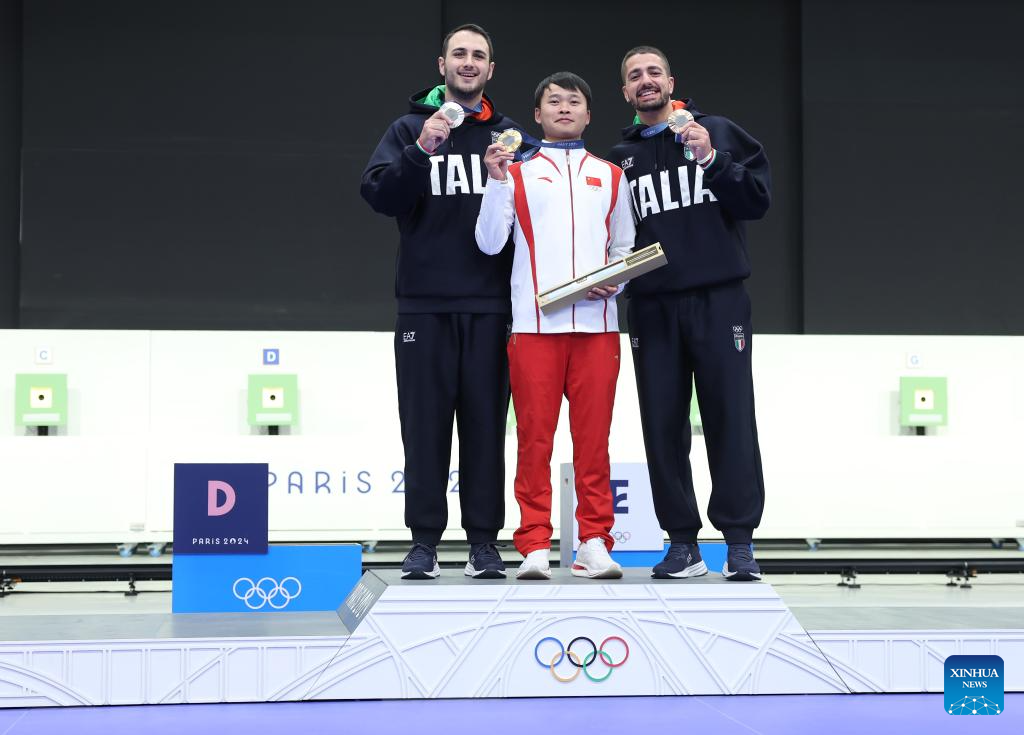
[[507, 332, 620, 555]]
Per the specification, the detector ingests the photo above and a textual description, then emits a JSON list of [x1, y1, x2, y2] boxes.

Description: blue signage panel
[[173, 463, 269, 554], [612, 542, 727, 570], [172, 544, 363, 613], [944, 655, 1004, 715]]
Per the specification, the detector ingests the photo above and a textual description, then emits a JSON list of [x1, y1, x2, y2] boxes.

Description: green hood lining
[[417, 85, 447, 108]]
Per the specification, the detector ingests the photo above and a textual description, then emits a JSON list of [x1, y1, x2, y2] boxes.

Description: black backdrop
[[1, 0, 1021, 334], [802, 1, 1024, 334]]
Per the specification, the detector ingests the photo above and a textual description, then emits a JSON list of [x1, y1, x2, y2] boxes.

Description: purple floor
[[1, 694, 1021, 734]]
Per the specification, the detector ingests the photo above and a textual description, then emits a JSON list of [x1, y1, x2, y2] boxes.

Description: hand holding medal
[[483, 128, 524, 181], [483, 140, 516, 181], [668, 109, 711, 163], [667, 109, 696, 161], [418, 102, 465, 154]]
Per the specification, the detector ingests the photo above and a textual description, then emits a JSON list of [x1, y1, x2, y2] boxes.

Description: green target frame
[[247, 374, 298, 427], [899, 376, 948, 427], [16, 373, 68, 427]]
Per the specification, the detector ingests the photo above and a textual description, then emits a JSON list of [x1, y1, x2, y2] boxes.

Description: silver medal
[[439, 101, 465, 128]]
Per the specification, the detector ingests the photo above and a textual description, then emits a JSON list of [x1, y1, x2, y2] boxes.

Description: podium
[[3, 568, 1023, 707], [309, 570, 847, 699]]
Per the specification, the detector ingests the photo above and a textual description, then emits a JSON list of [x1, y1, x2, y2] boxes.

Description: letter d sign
[[174, 463, 268, 555], [208, 480, 236, 516]]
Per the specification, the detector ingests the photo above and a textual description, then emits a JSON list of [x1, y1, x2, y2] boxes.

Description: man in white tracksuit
[[475, 71, 636, 580]]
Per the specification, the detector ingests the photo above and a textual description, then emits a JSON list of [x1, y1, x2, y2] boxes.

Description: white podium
[[307, 569, 847, 699]]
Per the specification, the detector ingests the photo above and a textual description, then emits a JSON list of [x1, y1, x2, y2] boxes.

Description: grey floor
[[2, 569, 1022, 642], [2, 540, 1023, 567], [777, 577, 1024, 630]]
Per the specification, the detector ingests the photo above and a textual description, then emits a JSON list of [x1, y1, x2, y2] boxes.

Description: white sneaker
[[517, 549, 552, 580], [571, 538, 622, 579]]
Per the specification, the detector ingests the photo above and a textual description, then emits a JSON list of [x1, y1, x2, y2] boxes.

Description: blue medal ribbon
[[640, 121, 671, 138], [641, 122, 686, 146], [517, 133, 585, 161], [521, 132, 585, 150]]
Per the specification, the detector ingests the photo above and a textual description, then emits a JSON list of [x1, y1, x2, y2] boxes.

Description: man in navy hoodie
[[609, 46, 770, 581], [361, 24, 522, 580]]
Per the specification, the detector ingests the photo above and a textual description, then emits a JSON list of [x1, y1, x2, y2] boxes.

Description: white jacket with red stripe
[[475, 146, 636, 334]]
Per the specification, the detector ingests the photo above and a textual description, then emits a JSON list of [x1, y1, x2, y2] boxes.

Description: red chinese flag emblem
[[586, 176, 602, 187]]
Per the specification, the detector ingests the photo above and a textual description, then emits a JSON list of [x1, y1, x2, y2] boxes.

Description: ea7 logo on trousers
[[402, 331, 416, 343]]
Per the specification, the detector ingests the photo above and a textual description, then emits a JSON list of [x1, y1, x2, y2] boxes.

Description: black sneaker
[[465, 543, 506, 579], [652, 543, 708, 579], [401, 543, 440, 580], [722, 543, 762, 581]]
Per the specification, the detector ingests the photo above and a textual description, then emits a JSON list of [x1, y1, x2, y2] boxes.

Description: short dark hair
[[620, 45, 672, 81], [534, 71, 592, 110], [442, 23, 494, 60]]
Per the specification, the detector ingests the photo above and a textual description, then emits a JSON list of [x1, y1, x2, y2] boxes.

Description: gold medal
[[439, 101, 465, 128], [497, 128, 523, 153], [667, 108, 694, 134]]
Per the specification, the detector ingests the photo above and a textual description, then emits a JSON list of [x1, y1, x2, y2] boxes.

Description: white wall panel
[[0, 330, 1021, 543]]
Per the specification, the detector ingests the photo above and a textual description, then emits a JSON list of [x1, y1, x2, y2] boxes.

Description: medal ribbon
[[640, 122, 686, 145], [517, 133, 585, 161], [520, 132, 585, 150]]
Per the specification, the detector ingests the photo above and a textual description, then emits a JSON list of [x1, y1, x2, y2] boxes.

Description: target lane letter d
[[208, 480, 236, 516]]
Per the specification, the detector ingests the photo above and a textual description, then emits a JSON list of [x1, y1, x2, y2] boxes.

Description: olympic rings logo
[[611, 531, 631, 542], [534, 636, 630, 682], [232, 576, 302, 610]]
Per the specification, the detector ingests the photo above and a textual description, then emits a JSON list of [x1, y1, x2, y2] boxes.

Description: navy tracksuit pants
[[394, 313, 509, 546], [627, 281, 765, 545]]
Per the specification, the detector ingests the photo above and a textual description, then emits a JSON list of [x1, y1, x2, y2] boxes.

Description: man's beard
[[445, 69, 486, 102], [633, 88, 670, 112]]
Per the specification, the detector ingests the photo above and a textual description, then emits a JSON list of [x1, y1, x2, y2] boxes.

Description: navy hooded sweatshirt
[[361, 86, 522, 313], [607, 99, 771, 297]]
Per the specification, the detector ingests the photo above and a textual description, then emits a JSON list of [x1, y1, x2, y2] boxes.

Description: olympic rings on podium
[[232, 576, 302, 610], [533, 636, 630, 682], [550, 650, 583, 682]]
